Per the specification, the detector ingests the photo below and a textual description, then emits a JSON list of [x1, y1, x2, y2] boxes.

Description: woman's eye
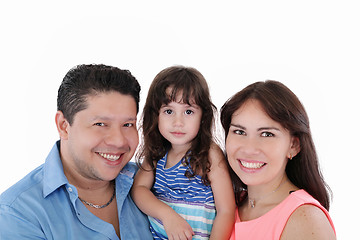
[[94, 123, 105, 127], [185, 109, 194, 115], [124, 123, 134, 127], [261, 132, 274, 137], [233, 129, 246, 135]]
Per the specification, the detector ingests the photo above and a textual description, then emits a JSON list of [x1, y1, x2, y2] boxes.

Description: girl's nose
[[173, 114, 184, 127]]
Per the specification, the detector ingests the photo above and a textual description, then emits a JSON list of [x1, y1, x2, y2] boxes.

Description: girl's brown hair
[[220, 80, 332, 210], [137, 66, 216, 185]]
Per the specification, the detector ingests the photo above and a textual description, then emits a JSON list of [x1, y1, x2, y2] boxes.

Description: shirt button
[[68, 187, 73, 192]]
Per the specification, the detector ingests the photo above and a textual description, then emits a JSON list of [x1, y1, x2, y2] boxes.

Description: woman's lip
[[237, 159, 266, 172]]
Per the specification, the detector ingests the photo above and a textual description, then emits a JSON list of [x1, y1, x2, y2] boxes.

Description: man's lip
[[97, 152, 126, 166], [97, 152, 123, 161]]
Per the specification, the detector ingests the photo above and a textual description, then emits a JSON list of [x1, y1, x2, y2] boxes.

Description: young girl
[[220, 80, 336, 239], [131, 66, 235, 240]]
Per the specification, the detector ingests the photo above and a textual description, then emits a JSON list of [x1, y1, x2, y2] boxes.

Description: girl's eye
[[233, 129, 246, 135], [94, 122, 105, 127], [164, 109, 173, 115], [261, 132, 274, 137], [185, 109, 194, 115]]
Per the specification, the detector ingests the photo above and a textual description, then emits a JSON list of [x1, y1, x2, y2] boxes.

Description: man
[[0, 64, 152, 239]]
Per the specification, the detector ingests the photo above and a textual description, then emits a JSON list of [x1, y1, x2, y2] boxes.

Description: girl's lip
[[171, 132, 185, 136]]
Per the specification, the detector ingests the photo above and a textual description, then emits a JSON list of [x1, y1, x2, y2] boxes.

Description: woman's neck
[[247, 175, 287, 201]]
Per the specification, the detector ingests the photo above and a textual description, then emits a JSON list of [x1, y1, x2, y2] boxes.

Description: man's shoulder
[[0, 164, 44, 206]]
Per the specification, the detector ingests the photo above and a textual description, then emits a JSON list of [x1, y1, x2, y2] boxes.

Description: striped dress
[[149, 153, 216, 240]]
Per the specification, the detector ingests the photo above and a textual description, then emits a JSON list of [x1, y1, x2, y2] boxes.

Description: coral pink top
[[229, 190, 336, 240]]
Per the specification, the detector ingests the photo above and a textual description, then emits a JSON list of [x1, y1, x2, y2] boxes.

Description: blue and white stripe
[[149, 153, 216, 240]]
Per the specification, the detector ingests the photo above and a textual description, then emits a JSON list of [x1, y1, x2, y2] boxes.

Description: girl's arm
[[208, 144, 236, 240], [131, 161, 194, 240], [280, 204, 336, 239]]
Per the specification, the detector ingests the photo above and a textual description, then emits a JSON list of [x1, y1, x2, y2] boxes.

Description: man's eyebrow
[[91, 116, 111, 121], [126, 117, 137, 121], [91, 116, 137, 121]]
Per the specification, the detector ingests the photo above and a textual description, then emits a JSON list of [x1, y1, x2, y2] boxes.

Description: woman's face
[[225, 99, 299, 188]]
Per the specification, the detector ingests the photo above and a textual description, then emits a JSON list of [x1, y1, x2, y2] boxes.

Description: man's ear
[[55, 111, 70, 140]]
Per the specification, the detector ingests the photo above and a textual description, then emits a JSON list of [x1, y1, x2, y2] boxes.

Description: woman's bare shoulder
[[281, 204, 336, 240]]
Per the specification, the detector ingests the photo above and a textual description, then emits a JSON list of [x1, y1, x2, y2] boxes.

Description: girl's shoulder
[[208, 142, 225, 161], [208, 142, 227, 170]]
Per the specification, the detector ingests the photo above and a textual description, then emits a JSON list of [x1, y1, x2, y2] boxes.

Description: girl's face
[[158, 91, 202, 151], [225, 99, 299, 188]]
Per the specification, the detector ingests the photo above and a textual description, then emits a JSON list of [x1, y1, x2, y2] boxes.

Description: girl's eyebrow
[[161, 102, 200, 108], [187, 103, 200, 109]]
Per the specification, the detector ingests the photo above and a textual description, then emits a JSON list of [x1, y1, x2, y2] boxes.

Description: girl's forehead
[[165, 87, 196, 105]]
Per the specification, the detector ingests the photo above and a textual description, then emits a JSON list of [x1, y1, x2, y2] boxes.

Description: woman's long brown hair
[[220, 80, 332, 210]]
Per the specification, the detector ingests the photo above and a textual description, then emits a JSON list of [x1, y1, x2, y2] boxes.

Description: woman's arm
[[281, 204, 336, 240], [131, 161, 194, 240], [208, 144, 236, 240]]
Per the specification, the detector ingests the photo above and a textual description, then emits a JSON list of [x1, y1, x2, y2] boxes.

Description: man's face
[[60, 91, 138, 182]]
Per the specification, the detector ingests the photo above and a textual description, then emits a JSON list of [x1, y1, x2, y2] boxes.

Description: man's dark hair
[[57, 64, 141, 125]]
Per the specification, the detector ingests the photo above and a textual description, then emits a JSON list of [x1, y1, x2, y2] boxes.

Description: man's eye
[[94, 123, 105, 127], [261, 132, 274, 137], [185, 110, 194, 115]]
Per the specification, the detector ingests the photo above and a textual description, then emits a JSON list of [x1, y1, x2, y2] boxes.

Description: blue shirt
[[0, 141, 153, 240]]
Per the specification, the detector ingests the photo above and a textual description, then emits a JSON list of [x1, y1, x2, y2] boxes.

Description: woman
[[220, 80, 336, 239]]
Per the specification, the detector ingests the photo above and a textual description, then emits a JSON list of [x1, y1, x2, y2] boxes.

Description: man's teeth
[[99, 153, 120, 161], [240, 161, 265, 169]]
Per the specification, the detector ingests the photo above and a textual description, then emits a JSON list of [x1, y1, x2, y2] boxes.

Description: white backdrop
[[1, 1, 359, 239]]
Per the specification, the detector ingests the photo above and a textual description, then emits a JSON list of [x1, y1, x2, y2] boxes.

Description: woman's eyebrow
[[230, 124, 280, 132], [230, 123, 246, 129], [257, 127, 281, 131]]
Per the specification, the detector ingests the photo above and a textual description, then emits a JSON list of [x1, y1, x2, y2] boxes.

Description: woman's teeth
[[99, 152, 120, 161], [240, 161, 265, 169]]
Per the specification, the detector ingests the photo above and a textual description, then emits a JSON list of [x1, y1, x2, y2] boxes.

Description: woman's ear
[[289, 137, 301, 158], [55, 111, 70, 140]]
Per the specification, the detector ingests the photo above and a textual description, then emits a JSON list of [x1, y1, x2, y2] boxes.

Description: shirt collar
[[42, 141, 138, 198], [43, 141, 69, 198]]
